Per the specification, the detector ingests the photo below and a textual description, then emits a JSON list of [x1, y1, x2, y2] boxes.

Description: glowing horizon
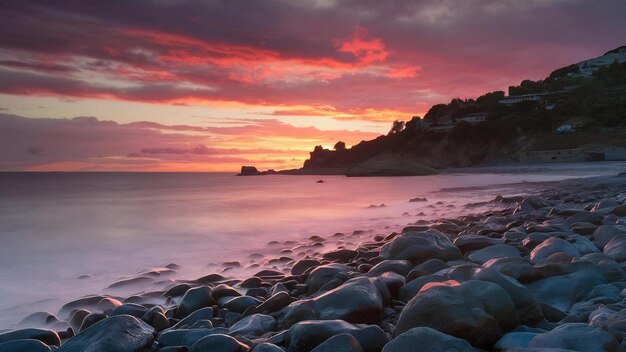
[[1, 1, 625, 171]]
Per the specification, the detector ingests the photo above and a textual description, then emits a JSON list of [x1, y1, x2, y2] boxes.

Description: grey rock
[[57, 315, 154, 352]]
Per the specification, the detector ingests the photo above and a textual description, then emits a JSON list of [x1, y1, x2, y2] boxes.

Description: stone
[[79, 313, 107, 332], [527, 323, 620, 351], [526, 262, 608, 312], [172, 307, 214, 329], [222, 296, 262, 314], [177, 286, 214, 318], [157, 328, 229, 347], [453, 235, 503, 254], [286, 320, 389, 352], [603, 234, 626, 262], [0, 339, 52, 352], [530, 238, 581, 264], [383, 327, 477, 352], [280, 277, 383, 326], [189, 334, 249, 352], [380, 231, 462, 264], [0, 328, 60, 347], [57, 315, 154, 352], [251, 342, 284, 352], [291, 259, 321, 276], [610, 204, 626, 216], [366, 260, 412, 277], [312, 333, 363, 352], [304, 264, 352, 294], [394, 280, 518, 348], [467, 244, 520, 264], [593, 225, 626, 248], [229, 314, 276, 337]]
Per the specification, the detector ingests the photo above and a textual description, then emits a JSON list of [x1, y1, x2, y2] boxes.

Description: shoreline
[[1, 173, 626, 351]]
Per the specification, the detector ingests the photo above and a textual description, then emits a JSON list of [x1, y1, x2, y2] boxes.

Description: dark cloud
[[0, 1, 624, 123]]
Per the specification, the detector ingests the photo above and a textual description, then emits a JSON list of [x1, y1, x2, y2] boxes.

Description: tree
[[333, 141, 346, 151], [389, 120, 405, 134]]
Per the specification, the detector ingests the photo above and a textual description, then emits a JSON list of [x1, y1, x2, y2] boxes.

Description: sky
[[1, 0, 625, 171]]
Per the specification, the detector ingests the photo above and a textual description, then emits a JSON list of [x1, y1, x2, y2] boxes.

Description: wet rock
[[527, 323, 620, 351], [526, 262, 608, 312], [304, 263, 352, 295], [16, 312, 60, 328], [177, 286, 214, 318], [383, 327, 477, 352], [493, 332, 538, 350], [365, 260, 412, 277], [467, 244, 520, 264], [251, 342, 284, 352], [453, 235, 503, 254], [111, 303, 148, 318], [79, 313, 107, 332], [223, 296, 262, 314], [323, 249, 358, 263], [380, 230, 462, 264], [311, 333, 363, 352], [250, 291, 292, 315], [212, 284, 241, 301], [280, 277, 383, 326], [157, 328, 229, 347], [0, 339, 52, 352], [0, 328, 60, 347], [610, 204, 626, 216], [593, 225, 626, 248], [188, 334, 249, 352], [291, 259, 321, 276], [57, 315, 154, 352], [229, 314, 276, 337], [173, 307, 214, 329], [530, 238, 582, 264], [395, 280, 518, 348], [603, 234, 626, 262], [68, 309, 90, 333], [286, 320, 389, 352]]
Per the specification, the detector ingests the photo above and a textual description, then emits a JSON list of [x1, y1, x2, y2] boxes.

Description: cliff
[[298, 46, 626, 174]]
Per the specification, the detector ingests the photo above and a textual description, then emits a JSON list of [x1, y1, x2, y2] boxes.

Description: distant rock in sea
[[237, 166, 277, 176]]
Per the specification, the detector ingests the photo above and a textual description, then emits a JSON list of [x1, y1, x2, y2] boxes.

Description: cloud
[[0, 0, 625, 123], [0, 114, 378, 171]]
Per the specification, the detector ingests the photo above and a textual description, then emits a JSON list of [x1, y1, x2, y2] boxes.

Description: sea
[[0, 162, 624, 329]]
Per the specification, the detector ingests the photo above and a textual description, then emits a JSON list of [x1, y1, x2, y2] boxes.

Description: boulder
[[57, 315, 154, 352], [366, 260, 412, 277], [280, 277, 383, 326], [189, 334, 249, 352], [610, 204, 626, 216], [383, 327, 477, 352], [527, 323, 620, 352], [530, 238, 581, 264], [0, 339, 52, 352], [603, 234, 626, 262], [380, 231, 462, 264], [593, 225, 626, 248], [177, 286, 214, 318], [251, 343, 284, 352], [453, 235, 503, 254], [172, 307, 214, 329], [229, 314, 276, 337], [394, 280, 518, 348], [311, 333, 363, 352], [0, 328, 60, 347], [286, 320, 389, 352], [526, 262, 608, 312], [467, 244, 520, 264], [305, 264, 352, 295], [291, 259, 321, 276]]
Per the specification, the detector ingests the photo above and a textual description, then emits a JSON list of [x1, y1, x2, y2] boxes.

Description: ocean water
[[0, 162, 624, 328]]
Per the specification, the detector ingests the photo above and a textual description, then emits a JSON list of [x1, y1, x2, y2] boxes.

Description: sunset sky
[[1, 0, 625, 171]]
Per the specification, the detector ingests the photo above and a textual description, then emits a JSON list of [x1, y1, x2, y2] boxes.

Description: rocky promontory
[[2, 174, 626, 351]]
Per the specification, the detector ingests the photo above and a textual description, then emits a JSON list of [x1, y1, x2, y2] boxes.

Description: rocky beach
[[0, 172, 625, 352]]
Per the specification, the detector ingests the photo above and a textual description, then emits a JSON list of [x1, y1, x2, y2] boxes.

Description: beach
[[1, 164, 626, 351]]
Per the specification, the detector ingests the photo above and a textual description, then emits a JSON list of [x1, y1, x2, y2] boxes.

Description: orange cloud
[[335, 26, 389, 64]]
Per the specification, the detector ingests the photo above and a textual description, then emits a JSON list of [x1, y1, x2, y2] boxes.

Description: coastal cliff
[[293, 46, 626, 175]]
